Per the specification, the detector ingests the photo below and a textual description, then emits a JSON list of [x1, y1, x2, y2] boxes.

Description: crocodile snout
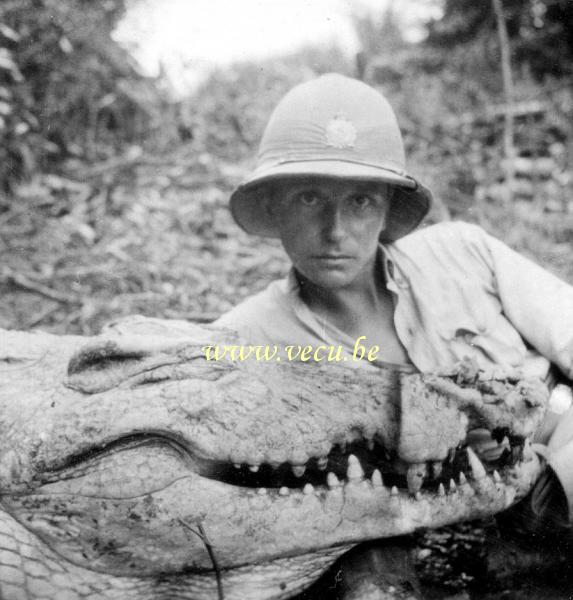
[[0, 323, 552, 600]]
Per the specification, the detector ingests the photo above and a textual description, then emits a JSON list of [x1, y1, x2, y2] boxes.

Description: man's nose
[[322, 205, 346, 242]]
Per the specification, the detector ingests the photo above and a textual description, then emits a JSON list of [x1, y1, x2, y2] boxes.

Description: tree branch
[[492, 0, 516, 205], [179, 519, 225, 600], [1, 267, 81, 305]]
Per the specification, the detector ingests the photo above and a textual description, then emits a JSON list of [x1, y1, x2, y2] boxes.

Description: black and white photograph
[[1, 1, 573, 598]]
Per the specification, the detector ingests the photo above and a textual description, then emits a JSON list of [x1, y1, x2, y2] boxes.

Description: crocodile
[[0, 316, 548, 599]]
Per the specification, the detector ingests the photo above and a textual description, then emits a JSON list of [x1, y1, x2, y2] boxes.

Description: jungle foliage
[[2, 0, 573, 334], [427, 0, 573, 79], [0, 0, 164, 191]]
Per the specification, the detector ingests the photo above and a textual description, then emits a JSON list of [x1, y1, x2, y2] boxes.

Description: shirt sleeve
[[211, 292, 275, 342], [463, 223, 573, 379], [457, 224, 573, 519], [211, 278, 306, 347]]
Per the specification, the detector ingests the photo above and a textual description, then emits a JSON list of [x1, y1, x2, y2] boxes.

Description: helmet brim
[[230, 160, 432, 243]]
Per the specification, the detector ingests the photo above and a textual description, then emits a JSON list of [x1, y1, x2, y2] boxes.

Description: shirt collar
[[378, 243, 396, 284]]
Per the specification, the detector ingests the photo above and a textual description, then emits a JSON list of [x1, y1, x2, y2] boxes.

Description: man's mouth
[[314, 255, 353, 261]]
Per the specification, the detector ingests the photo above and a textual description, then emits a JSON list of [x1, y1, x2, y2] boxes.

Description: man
[[214, 73, 572, 554]]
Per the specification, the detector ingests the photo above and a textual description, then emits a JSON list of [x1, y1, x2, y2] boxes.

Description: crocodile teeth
[[249, 465, 260, 473], [510, 444, 523, 463], [317, 457, 328, 471], [431, 461, 443, 479], [438, 483, 446, 497], [371, 469, 383, 487], [447, 447, 456, 464], [303, 483, 314, 495], [415, 491, 423, 501], [466, 447, 487, 480], [459, 471, 468, 485], [522, 439, 534, 462], [449, 478, 457, 493], [493, 470, 501, 483], [391, 486, 399, 496], [367, 439, 375, 451], [406, 463, 427, 494], [279, 486, 290, 496], [347, 454, 364, 481], [327, 472, 340, 488], [233, 463, 241, 469], [292, 465, 306, 478], [257, 488, 267, 495]]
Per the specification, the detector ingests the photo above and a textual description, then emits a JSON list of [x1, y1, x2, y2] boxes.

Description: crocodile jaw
[[0, 325, 549, 598], [3, 450, 541, 577], [0, 507, 350, 600]]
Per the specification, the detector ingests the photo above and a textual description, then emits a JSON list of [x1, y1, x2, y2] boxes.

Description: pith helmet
[[230, 73, 432, 243]]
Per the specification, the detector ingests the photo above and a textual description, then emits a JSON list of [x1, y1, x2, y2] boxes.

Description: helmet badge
[[324, 113, 357, 149]]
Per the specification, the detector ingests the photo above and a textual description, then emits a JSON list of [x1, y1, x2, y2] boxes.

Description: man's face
[[270, 177, 390, 290]]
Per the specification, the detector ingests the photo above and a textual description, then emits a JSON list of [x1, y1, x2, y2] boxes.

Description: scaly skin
[[0, 317, 548, 599]]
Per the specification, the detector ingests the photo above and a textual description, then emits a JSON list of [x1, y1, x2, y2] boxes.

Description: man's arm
[[464, 223, 573, 380], [465, 224, 573, 524]]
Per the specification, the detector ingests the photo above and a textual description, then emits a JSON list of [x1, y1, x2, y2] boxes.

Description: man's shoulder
[[396, 220, 486, 247], [390, 221, 489, 256], [212, 277, 292, 331], [385, 221, 495, 279]]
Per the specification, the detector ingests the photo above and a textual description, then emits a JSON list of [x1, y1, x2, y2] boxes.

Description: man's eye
[[351, 194, 373, 209], [297, 191, 320, 206]]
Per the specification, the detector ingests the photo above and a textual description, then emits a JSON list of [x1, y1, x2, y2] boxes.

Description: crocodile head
[[0, 319, 548, 599]]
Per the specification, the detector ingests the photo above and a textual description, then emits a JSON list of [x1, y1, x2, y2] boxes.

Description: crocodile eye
[[37, 437, 192, 498]]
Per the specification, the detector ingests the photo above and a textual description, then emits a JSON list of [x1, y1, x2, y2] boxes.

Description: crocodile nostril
[[65, 336, 192, 394], [67, 340, 147, 377], [65, 338, 211, 394], [65, 340, 165, 394]]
